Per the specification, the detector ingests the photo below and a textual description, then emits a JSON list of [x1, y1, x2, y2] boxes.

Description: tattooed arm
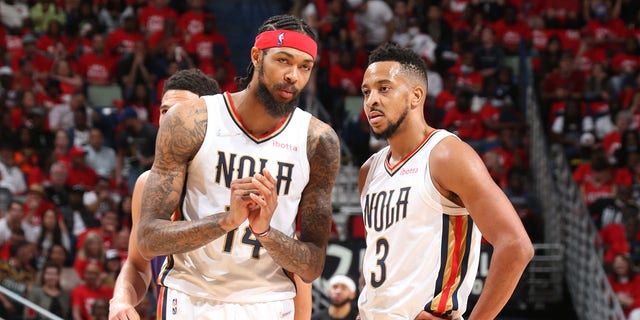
[[136, 98, 246, 260], [256, 117, 340, 282]]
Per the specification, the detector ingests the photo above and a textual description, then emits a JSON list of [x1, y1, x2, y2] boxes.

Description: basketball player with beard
[[312, 275, 359, 320], [357, 43, 533, 319], [135, 14, 340, 319]]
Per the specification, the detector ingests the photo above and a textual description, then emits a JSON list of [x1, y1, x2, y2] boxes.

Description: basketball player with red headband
[[135, 14, 340, 319]]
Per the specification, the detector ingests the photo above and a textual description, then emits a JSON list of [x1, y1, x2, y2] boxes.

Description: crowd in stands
[[0, 0, 638, 318]]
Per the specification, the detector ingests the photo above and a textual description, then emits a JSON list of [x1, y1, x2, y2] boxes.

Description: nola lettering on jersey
[[362, 186, 411, 232], [214, 151, 295, 195]]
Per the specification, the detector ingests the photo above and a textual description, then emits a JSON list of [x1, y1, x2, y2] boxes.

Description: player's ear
[[411, 85, 425, 110], [250, 47, 262, 69]]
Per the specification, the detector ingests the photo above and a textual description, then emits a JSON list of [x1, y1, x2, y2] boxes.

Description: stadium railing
[[527, 75, 626, 319]]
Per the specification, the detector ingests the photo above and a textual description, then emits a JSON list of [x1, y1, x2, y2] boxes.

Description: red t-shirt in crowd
[[583, 18, 628, 52], [328, 64, 364, 95], [576, 46, 607, 76], [581, 178, 615, 206], [610, 52, 640, 75], [106, 28, 144, 58], [178, 10, 206, 38], [492, 20, 532, 52], [448, 65, 483, 92], [71, 284, 113, 320], [185, 31, 230, 64], [434, 90, 457, 112], [478, 103, 500, 140], [442, 107, 484, 140], [138, 5, 178, 34], [551, 28, 582, 54], [78, 53, 114, 85]]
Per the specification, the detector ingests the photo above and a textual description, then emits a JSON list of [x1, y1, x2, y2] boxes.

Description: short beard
[[329, 297, 352, 308], [371, 105, 409, 140], [256, 65, 299, 118]]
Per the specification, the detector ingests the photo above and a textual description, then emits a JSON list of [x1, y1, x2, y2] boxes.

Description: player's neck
[[328, 303, 353, 318], [229, 90, 288, 136], [387, 123, 433, 165]]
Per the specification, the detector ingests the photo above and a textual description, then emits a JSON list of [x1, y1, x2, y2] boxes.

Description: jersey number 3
[[371, 238, 389, 287]]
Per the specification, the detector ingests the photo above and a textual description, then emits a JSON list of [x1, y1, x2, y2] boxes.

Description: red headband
[[254, 30, 317, 60]]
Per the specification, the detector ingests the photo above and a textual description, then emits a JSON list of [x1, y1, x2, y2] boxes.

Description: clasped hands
[[228, 168, 278, 234]]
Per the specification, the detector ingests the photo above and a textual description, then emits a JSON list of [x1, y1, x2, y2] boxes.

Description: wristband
[[250, 225, 272, 238]]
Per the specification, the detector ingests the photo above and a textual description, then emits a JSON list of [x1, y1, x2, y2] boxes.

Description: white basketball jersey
[[358, 130, 482, 320], [158, 93, 311, 303]]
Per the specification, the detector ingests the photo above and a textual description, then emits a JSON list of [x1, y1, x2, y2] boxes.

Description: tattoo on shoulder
[[307, 118, 341, 170], [156, 104, 207, 166]]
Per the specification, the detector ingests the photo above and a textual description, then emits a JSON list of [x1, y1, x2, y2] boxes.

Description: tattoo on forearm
[[260, 120, 340, 280], [137, 101, 220, 256]]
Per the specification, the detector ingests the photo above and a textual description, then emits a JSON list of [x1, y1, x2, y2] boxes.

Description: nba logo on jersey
[[171, 298, 178, 315], [277, 32, 284, 46]]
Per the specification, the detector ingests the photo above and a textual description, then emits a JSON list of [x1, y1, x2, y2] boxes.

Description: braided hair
[[235, 14, 317, 90]]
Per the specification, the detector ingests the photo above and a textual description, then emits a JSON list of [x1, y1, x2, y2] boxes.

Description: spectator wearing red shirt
[[22, 184, 56, 227], [5, 30, 24, 59], [482, 128, 529, 187], [35, 20, 68, 56], [610, 37, 640, 93], [530, 15, 552, 54], [581, 156, 616, 206], [573, 146, 609, 185], [539, 0, 580, 28], [185, 15, 231, 74], [442, 90, 484, 142], [551, 27, 582, 54], [583, 4, 628, 53], [329, 51, 364, 94], [10, 33, 52, 78], [433, 73, 458, 126], [478, 87, 523, 143], [147, 17, 184, 56], [178, 0, 207, 41], [541, 51, 584, 103], [66, 147, 98, 191], [50, 59, 84, 97], [71, 263, 113, 320], [75, 209, 118, 253], [138, 0, 178, 35], [51, 129, 73, 166], [607, 254, 640, 318], [105, 15, 144, 60], [492, 4, 532, 55], [441, 0, 470, 27], [448, 50, 483, 94], [574, 39, 608, 77], [78, 34, 114, 85], [73, 231, 106, 280]]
